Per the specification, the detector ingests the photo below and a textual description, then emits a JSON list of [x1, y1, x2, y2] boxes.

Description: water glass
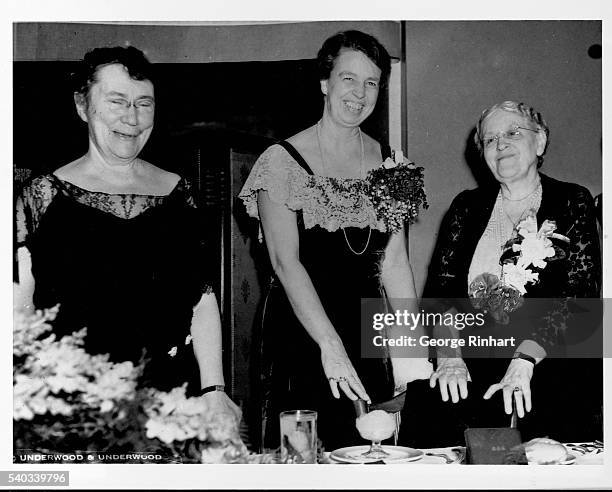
[[279, 410, 317, 463]]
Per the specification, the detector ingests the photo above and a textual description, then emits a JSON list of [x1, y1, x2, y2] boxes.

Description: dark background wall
[[404, 21, 602, 293]]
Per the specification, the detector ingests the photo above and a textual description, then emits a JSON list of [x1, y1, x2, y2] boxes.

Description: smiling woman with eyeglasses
[[14, 46, 241, 424], [398, 100, 602, 447]]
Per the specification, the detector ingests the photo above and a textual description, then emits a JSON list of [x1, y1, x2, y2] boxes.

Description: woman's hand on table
[[201, 390, 243, 424], [320, 337, 370, 403], [483, 358, 534, 417], [429, 357, 470, 403]]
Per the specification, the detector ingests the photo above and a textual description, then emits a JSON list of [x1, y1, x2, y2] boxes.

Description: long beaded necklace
[[315, 120, 371, 255], [497, 180, 542, 253]]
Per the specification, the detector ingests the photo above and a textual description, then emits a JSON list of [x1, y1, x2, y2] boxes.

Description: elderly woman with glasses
[[14, 46, 241, 421], [398, 100, 601, 447]]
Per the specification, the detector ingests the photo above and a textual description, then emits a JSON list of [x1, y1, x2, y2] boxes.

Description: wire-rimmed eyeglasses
[[482, 125, 540, 148]]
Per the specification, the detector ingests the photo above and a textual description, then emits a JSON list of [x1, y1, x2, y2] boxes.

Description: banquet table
[[320, 442, 604, 465]]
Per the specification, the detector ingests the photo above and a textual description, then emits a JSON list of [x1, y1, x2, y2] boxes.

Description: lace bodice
[[239, 144, 384, 232], [16, 174, 195, 247]]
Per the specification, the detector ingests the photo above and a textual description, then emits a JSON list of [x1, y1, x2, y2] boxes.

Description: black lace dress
[[15, 174, 212, 393], [398, 173, 602, 446], [239, 142, 395, 451]]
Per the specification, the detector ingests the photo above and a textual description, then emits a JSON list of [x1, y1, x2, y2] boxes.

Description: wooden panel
[[229, 150, 262, 412]]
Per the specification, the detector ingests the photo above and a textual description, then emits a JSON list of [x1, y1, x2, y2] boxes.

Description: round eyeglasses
[[482, 125, 540, 148]]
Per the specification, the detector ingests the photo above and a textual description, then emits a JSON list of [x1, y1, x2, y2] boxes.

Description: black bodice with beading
[[16, 175, 211, 392]]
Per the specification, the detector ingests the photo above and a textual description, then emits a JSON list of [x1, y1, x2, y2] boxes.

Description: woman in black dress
[[14, 46, 240, 420], [399, 101, 602, 446], [240, 31, 432, 450]]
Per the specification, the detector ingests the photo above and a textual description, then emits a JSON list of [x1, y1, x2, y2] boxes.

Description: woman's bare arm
[[258, 190, 370, 402]]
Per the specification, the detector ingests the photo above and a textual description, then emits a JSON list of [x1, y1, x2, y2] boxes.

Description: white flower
[[516, 234, 555, 269], [46, 374, 88, 393], [46, 396, 73, 416], [13, 374, 46, 398], [99, 400, 114, 413], [147, 385, 188, 417], [184, 335, 193, 345], [168, 346, 178, 357], [200, 445, 232, 464], [516, 214, 538, 235], [145, 419, 187, 444], [382, 157, 397, 169], [13, 399, 34, 421], [502, 263, 539, 295]]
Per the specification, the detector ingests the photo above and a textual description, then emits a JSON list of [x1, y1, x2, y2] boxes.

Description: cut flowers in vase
[[469, 214, 569, 324], [367, 149, 428, 233], [13, 307, 248, 463]]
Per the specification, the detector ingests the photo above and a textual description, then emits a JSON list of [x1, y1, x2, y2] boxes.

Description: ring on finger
[[337, 376, 348, 383], [513, 386, 522, 393], [328, 377, 338, 383]]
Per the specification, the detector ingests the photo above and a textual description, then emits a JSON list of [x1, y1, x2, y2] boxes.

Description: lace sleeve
[[422, 191, 471, 303], [173, 176, 197, 209], [238, 145, 308, 220], [529, 187, 602, 352], [15, 175, 59, 248], [562, 187, 601, 297]]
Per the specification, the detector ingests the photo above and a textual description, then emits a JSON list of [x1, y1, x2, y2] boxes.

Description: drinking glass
[[279, 410, 317, 464]]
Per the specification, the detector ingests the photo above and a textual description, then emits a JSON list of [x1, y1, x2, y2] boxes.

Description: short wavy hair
[[474, 100, 550, 167], [316, 30, 391, 88], [72, 46, 154, 102]]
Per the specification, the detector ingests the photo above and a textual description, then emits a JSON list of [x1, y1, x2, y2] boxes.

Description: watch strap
[[513, 352, 536, 365], [199, 384, 225, 395]]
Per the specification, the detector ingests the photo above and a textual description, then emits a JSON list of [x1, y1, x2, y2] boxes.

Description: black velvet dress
[[239, 142, 395, 451], [15, 174, 212, 393]]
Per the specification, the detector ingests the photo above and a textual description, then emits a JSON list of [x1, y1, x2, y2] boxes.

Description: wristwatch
[[513, 352, 536, 365], [199, 384, 225, 395]]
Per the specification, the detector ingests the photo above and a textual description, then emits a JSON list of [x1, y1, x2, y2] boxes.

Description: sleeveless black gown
[[258, 142, 394, 451]]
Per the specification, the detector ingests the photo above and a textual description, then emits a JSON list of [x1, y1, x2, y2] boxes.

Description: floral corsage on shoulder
[[469, 214, 570, 324], [366, 150, 428, 233]]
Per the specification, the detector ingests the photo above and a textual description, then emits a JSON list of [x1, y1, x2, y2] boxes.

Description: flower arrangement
[[13, 307, 247, 464], [366, 150, 428, 233], [144, 385, 247, 463], [13, 307, 143, 455], [469, 214, 569, 324]]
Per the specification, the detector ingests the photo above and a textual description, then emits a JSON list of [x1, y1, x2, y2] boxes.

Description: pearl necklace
[[501, 181, 542, 229], [315, 120, 371, 255], [497, 184, 542, 258], [315, 120, 366, 179], [501, 179, 542, 202]]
